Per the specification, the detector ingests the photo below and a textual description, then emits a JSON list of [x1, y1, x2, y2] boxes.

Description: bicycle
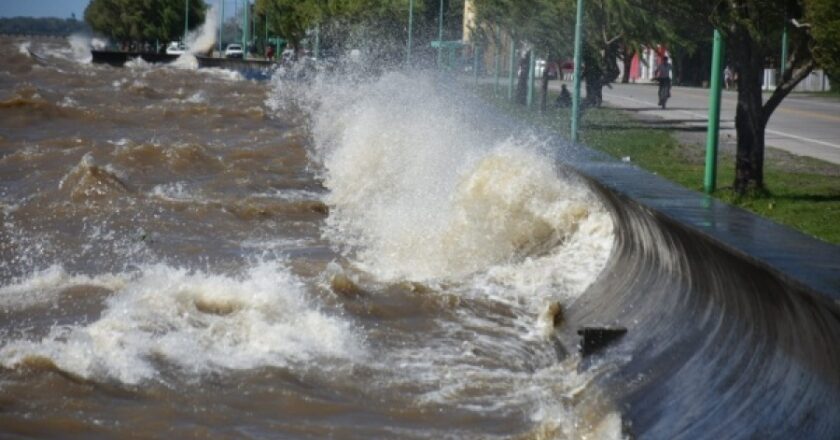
[[656, 77, 671, 109]]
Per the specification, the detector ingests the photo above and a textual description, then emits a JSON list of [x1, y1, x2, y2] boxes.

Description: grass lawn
[[476, 85, 840, 245]]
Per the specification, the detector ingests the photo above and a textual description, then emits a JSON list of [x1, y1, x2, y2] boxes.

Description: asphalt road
[[589, 82, 840, 165]]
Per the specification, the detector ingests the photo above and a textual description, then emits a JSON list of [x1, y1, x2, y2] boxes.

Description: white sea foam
[[91, 37, 107, 51], [185, 91, 206, 104], [253, 188, 324, 202], [383, 334, 625, 439], [0, 262, 361, 384], [169, 5, 220, 71], [124, 57, 152, 70], [17, 41, 31, 56], [171, 53, 199, 70], [67, 34, 93, 64], [106, 138, 131, 147], [185, 4, 218, 55], [149, 182, 200, 203], [198, 67, 244, 82], [57, 96, 79, 108], [284, 72, 615, 303], [0, 265, 125, 311]]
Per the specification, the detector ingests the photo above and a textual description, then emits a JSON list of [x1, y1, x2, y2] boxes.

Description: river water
[[0, 37, 622, 439]]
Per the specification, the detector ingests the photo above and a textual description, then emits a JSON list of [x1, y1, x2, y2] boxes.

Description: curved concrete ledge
[[570, 157, 840, 309]]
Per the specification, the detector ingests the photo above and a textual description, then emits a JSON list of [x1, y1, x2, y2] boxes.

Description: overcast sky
[[0, 0, 91, 18]]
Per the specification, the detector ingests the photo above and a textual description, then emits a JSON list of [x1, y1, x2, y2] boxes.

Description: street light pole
[[406, 0, 414, 65], [780, 15, 789, 82], [527, 49, 535, 107], [437, 0, 444, 67], [242, 0, 249, 58], [494, 29, 500, 95], [705, 29, 725, 194], [473, 44, 480, 85], [218, 0, 224, 54], [184, 0, 190, 43], [508, 37, 515, 100], [315, 23, 320, 59], [570, 0, 584, 143]]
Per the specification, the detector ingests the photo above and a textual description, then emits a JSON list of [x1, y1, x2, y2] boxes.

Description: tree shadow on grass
[[772, 194, 840, 203], [617, 107, 704, 112], [584, 122, 721, 133]]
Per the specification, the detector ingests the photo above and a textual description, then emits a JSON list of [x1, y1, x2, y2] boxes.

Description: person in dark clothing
[[555, 84, 572, 108]]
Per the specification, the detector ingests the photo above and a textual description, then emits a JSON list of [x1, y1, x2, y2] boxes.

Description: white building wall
[[762, 69, 832, 92]]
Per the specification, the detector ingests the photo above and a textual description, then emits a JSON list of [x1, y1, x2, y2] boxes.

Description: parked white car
[[166, 41, 186, 55], [224, 44, 244, 59]]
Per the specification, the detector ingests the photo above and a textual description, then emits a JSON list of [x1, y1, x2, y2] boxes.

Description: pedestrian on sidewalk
[[724, 65, 733, 90]]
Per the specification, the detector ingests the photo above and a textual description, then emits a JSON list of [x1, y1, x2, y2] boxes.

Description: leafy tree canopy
[[255, 0, 453, 61], [84, 0, 207, 42], [471, 0, 677, 104], [806, 0, 840, 81]]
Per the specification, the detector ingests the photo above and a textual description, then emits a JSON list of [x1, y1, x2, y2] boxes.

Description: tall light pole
[[704, 29, 725, 194], [184, 0, 190, 43], [780, 15, 789, 83], [218, 0, 224, 54], [570, 0, 584, 144], [526, 49, 535, 107], [437, 0, 444, 67], [242, 0, 249, 58], [494, 29, 500, 95], [508, 37, 515, 100], [406, 0, 414, 65], [473, 44, 480, 85], [314, 23, 320, 60]]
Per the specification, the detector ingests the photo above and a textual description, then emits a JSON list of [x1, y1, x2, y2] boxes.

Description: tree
[[696, 0, 838, 193], [471, 0, 675, 108], [84, 0, 206, 44], [254, 0, 318, 53], [471, 0, 573, 108], [474, 0, 836, 193], [255, 0, 421, 59], [807, 0, 840, 82], [579, 0, 677, 106], [642, 0, 840, 193]]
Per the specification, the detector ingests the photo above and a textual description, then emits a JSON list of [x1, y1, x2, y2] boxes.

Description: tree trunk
[[622, 46, 633, 83], [584, 77, 602, 107], [515, 50, 530, 105], [731, 31, 767, 194]]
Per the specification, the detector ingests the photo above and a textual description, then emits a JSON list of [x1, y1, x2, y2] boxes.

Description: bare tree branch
[[762, 58, 816, 126]]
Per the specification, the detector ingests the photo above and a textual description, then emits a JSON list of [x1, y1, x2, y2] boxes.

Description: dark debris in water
[[577, 326, 627, 357]]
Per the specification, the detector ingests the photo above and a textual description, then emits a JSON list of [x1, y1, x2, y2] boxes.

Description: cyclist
[[655, 56, 672, 109]]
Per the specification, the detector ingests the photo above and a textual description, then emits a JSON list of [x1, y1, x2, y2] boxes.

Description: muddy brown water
[[3, 36, 840, 440], [0, 37, 625, 439]]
